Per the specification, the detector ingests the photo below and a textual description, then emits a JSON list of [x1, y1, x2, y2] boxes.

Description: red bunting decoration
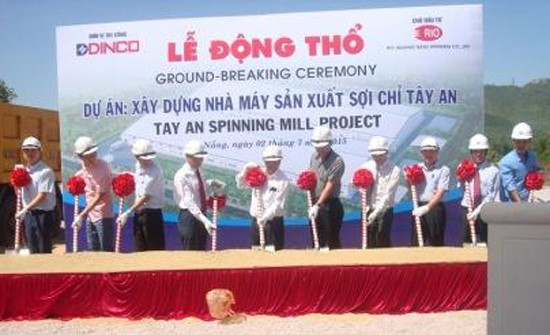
[[525, 172, 545, 191], [296, 170, 317, 191], [10, 167, 31, 188], [245, 167, 267, 188], [456, 159, 477, 182], [207, 195, 227, 209], [111, 172, 135, 197], [66, 175, 86, 196], [404, 164, 425, 185], [352, 168, 374, 189]]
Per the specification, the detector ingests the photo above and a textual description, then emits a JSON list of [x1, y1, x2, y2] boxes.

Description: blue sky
[[1, 0, 549, 110]]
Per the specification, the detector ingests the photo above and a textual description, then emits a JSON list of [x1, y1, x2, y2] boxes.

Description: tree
[[0, 79, 17, 102]]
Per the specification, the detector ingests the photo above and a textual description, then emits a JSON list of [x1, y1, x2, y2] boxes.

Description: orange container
[[0, 103, 60, 183]]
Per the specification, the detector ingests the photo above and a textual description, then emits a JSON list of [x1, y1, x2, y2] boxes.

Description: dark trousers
[[177, 209, 207, 250], [461, 206, 488, 244], [86, 218, 114, 251], [312, 197, 344, 249], [411, 202, 446, 246], [365, 207, 393, 248], [23, 210, 54, 254], [134, 208, 165, 251], [251, 216, 284, 250]]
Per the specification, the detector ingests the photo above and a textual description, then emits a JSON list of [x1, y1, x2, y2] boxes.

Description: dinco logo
[[414, 25, 443, 41], [76, 40, 140, 56]]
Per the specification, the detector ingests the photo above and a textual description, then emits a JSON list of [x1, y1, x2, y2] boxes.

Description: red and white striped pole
[[464, 180, 477, 246], [73, 196, 80, 253], [410, 185, 424, 247], [528, 190, 535, 203], [360, 188, 369, 250], [211, 197, 218, 252], [14, 188, 22, 251], [255, 188, 265, 249], [306, 190, 320, 250], [115, 197, 124, 253]]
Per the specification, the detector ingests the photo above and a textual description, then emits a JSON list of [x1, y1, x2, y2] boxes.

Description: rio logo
[[414, 25, 443, 42]]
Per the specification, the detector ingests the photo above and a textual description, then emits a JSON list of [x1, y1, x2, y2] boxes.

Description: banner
[[57, 5, 483, 245]]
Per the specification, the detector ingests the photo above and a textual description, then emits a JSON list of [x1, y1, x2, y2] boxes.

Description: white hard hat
[[184, 139, 208, 158], [132, 139, 156, 160], [420, 136, 439, 151], [262, 145, 283, 161], [468, 134, 489, 150], [511, 122, 533, 140], [368, 136, 389, 155], [311, 126, 332, 148], [74, 136, 98, 156], [21, 136, 41, 150]]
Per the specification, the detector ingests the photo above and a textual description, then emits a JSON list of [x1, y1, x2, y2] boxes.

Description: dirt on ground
[[0, 311, 486, 335]]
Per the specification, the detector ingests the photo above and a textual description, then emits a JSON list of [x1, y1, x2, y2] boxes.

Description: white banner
[[57, 5, 483, 223]]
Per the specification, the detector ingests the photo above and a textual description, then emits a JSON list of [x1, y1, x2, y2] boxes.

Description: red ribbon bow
[[296, 170, 317, 191], [10, 167, 31, 188], [456, 159, 477, 182], [112, 172, 135, 197], [67, 175, 86, 195], [352, 168, 374, 189], [404, 164, 425, 185], [245, 167, 267, 188]]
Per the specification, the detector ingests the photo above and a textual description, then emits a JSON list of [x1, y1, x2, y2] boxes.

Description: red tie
[[196, 169, 207, 212], [473, 170, 482, 207]]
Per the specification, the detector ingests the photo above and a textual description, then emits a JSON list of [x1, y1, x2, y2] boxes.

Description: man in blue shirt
[[499, 122, 539, 202]]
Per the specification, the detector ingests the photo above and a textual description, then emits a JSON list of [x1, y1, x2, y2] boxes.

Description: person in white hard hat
[[410, 136, 450, 246], [460, 134, 500, 245], [358, 136, 400, 248], [236, 145, 290, 251], [116, 139, 165, 251], [14, 137, 56, 253], [499, 122, 540, 202], [72, 136, 115, 251], [173, 139, 214, 250], [308, 126, 345, 251]]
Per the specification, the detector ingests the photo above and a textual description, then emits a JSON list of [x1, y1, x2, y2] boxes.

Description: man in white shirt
[[173, 140, 213, 250], [461, 134, 500, 244], [15, 137, 56, 254], [236, 145, 290, 251], [359, 136, 400, 248], [117, 139, 165, 251], [411, 136, 450, 246]]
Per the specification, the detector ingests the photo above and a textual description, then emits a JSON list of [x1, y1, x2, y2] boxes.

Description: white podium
[[481, 203, 550, 335]]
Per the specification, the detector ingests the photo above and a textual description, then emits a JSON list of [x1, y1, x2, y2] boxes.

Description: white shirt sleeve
[[377, 166, 400, 211], [482, 166, 501, 204], [438, 166, 451, 191], [38, 169, 55, 194]]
